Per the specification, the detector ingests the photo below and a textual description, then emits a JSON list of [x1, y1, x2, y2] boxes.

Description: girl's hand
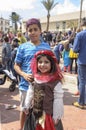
[[24, 108, 29, 115], [53, 119, 59, 125]]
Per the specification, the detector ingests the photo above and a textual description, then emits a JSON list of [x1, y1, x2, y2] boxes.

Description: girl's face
[[27, 24, 41, 45], [37, 56, 51, 74]]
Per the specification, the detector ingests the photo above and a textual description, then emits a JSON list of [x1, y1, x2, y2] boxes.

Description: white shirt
[[25, 81, 64, 121]]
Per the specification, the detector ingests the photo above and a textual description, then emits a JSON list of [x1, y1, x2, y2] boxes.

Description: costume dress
[[24, 50, 64, 130]]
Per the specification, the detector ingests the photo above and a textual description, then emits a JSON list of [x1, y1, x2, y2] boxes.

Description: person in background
[[46, 31, 52, 46], [11, 38, 19, 81], [24, 50, 64, 130], [14, 18, 50, 130], [24, 28, 30, 41], [17, 32, 27, 45], [68, 27, 82, 74], [2, 36, 12, 71], [53, 39, 64, 64], [63, 40, 70, 72], [72, 17, 86, 109], [69, 43, 78, 74]]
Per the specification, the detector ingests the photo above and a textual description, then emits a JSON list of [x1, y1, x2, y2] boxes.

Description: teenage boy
[[14, 18, 50, 130]]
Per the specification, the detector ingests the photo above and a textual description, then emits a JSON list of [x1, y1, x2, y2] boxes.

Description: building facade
[[0, 17, 10, 33], [40, 10, 86, 32], [22, 10, 86, 33]]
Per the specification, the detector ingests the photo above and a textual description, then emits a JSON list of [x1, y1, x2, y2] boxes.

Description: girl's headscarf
[[31, 50, 63, 83]]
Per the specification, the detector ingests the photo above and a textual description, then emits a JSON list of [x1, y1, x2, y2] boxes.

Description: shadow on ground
[[0, 86, 20, 124], [63, 88, 78, 105]]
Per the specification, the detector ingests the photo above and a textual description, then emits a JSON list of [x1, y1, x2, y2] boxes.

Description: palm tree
[[41, 0, 58, 32], [10, 12, 21, 33], [79, 0, 84, 27]]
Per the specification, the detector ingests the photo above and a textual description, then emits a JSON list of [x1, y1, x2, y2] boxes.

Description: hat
[[26, 18, 41, 30], [34, 50, 57, 62]]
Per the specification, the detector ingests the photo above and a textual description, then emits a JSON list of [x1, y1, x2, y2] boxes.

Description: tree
[[41, 0, 58, 32], [67, 20, 78, 29], [79, 0, 84, 27], [10, 12, 21, 33]]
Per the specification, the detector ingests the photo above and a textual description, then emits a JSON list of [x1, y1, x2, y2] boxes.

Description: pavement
[[0, 72, 86, 130]]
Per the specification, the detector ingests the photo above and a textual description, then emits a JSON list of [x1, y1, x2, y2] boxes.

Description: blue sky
[[0, 0, 86, 21]]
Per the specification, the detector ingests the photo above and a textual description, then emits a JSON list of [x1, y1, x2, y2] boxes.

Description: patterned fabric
[[32, 80, 59, 119], [33, 84, 45, 119]]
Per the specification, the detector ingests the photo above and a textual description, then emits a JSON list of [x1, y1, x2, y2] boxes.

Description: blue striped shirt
[[15, 41, 50, 91]]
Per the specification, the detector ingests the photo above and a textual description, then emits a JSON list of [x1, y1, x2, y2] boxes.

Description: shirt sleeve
[[73, 33, 80, 53], [59, 44, 64, 52], [15, 45, 24, 64], [53, 82, 64, 121], [25, 83, 34, 109]]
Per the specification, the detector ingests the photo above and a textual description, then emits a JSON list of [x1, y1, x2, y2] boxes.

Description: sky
[[0, 0, 86, 21]]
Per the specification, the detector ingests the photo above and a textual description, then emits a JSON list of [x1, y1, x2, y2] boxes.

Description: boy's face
[[27, 24, 41, 44]]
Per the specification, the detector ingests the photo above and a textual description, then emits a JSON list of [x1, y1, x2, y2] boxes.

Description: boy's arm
[[14, 63, 33, 82], [14, 62, 26, 77]]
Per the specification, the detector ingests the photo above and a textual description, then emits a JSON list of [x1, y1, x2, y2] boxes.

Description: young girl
[[24, 50, 64, 130], [63, 41, 71, 72]]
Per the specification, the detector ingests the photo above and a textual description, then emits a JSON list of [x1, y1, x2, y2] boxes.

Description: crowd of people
[[0, 17, 86, 130]]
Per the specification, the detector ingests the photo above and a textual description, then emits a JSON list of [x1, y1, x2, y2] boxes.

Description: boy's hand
[[22, 72, 34, 82]]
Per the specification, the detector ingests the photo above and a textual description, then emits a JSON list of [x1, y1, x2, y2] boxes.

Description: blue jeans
[[78, 64, 86, 105]]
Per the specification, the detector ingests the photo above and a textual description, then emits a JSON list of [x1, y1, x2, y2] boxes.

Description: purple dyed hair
[[26, 18, 41, 30]]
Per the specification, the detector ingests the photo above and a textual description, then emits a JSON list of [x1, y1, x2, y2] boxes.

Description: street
[[0, 73, 86, 130]]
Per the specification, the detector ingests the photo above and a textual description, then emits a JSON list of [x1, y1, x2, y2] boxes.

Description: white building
[[22, 10, 86, 33], [0, 17, 10, 33], [40, 10, 86, 32]]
